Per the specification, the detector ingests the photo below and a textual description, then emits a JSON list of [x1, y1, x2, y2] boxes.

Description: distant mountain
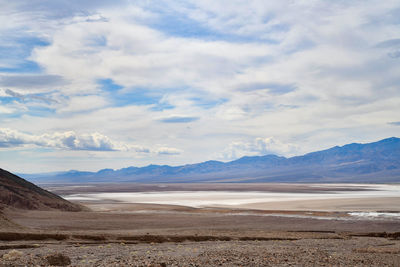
[[22, 137, 400, 183], [0, 168, 84, 211]]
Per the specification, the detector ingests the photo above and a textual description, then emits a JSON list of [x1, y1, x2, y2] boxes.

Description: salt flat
[[59, 183, 400, 218], [62, 184, 400, 207]]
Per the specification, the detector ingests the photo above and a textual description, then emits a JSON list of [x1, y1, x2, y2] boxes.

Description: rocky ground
[[1, 233, 400, 266]]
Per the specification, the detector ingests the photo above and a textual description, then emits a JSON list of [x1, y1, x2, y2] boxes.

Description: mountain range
[[21, 137, 400, 184]]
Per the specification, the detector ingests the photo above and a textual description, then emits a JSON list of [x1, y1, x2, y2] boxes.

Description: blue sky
[[1, 0, 400, 173]]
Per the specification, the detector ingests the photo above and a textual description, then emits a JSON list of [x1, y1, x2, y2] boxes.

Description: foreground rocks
[[1, 234, 399, 266]]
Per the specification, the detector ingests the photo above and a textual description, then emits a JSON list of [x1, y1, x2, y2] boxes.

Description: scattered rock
[[46, 252, 71, 266]]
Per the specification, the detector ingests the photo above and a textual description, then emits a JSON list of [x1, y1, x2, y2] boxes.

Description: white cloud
[[0, 106, 15, 114], [0, 128, 30, 147], [31, 15, 272, 94], [57, 95, 108, 113], [0, 128, 151, 152], [220, 137, 299, 160], [0, 128, 110, 151]]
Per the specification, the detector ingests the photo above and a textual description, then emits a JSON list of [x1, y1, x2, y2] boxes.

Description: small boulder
[[46, 253, 71, 266]]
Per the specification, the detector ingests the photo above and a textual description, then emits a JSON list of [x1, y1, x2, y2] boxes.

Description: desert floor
[[1, 183, 399, 266]]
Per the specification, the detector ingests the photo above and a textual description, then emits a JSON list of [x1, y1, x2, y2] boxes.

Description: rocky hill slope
[[0, 168, 83, 211]]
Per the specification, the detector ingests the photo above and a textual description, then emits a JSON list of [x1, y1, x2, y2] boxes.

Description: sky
[[0, 0, 399, 173]]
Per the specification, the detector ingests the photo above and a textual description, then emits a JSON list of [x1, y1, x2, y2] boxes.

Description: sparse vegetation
[[2, 249, 23, 261]]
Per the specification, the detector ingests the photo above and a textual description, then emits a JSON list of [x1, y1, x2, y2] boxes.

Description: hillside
[[0, 168, 83, 211], [22, 137, 400, 183]]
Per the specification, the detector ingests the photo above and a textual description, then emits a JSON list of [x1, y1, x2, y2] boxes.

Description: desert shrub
[[2, 249, 23, 261]]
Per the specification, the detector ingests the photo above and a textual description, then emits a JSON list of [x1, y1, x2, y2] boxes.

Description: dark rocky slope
[[0, 168, 83, 211]]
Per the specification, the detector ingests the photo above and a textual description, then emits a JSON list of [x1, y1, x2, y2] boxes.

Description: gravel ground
[[1, 236, 400, 266]]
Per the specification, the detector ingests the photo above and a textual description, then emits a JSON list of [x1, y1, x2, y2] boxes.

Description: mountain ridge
[[20, 137, 400, 183]]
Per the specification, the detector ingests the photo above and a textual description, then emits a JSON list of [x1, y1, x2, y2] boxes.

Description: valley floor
[[1, 183, 400, 266]]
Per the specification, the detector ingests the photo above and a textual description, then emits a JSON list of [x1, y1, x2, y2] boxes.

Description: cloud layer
[[0, 128, 180, 156], [0, 0, 399, 172], [0, 128, 132, 151]]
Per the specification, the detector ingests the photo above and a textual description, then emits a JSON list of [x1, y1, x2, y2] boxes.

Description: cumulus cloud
[[0, 128, 151, 152], [0, 128, 30, 148], [0, 128, 111, 150], [220, 137, 299, 160]]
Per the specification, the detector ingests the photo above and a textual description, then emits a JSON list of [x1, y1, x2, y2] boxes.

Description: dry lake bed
[[52, 183, 400, 220], [2, 183, 400, 266]]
